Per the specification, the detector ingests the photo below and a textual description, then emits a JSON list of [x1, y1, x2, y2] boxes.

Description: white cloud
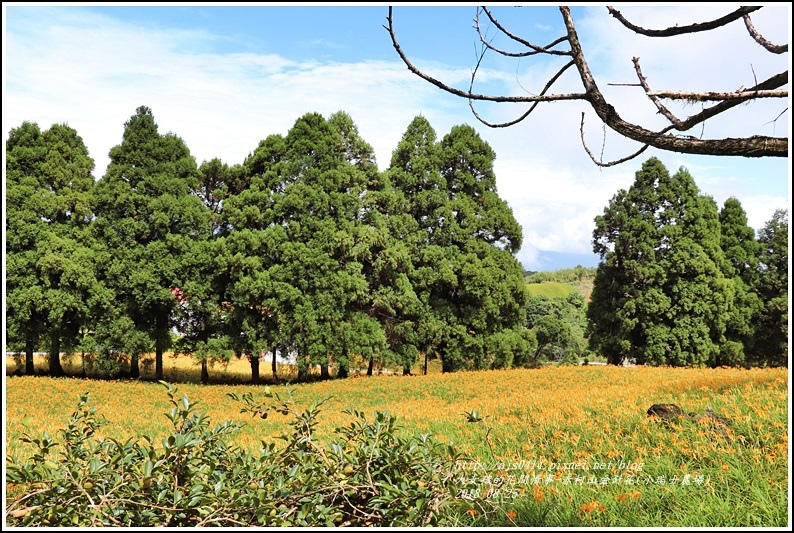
[[4, 5, 789, 272], [3, 10, 449, 176]]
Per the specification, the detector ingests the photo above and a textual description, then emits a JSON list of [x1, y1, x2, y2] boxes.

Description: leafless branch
[[648, 89, 788, 101], [631, 56, 684, 128], [386, 5, 789, 163], [606, 6, 761, 37], [763, 107, 788, 127], [469, 58, 577, 128], [580, 113, 650, 167], [475, 6, 570, 57], [661, 71, 789, 133], [631, 56, 788, 130], [743, 14, 788, 54], [385, 7, 587, 105]]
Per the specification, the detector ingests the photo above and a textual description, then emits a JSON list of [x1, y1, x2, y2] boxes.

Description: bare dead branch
[[580, 112, 650, 167], [743, 14, 788, 54], [631, 55, 786, 133], [476, 6, 570, 57], [606, 6, 761, 37], [763, 107, 788, 127], [469, 59, 578, 128], [387, 5, 789, 160], [632, 56, 684, 127], [648, 89, 788, 101], [561, 7, 786, 157], [667, 71, 789, 133], [386, 7, 588, 104]]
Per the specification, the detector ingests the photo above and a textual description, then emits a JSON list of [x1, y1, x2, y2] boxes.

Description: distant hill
[[525, 282, 576, 299], [525, 266, 596, 301]]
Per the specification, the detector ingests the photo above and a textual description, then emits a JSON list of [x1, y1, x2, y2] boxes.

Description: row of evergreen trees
[[6, 106, 533, 382], [6, 108, 788, 382], [587, 157, 788, 368]]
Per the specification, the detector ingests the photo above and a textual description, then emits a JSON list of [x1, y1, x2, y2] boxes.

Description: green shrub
[[559, 351, 579, 366], [5, 382, 488, 526]]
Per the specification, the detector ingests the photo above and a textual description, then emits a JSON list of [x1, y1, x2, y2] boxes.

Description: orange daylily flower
[[580, 500, 606, 513]]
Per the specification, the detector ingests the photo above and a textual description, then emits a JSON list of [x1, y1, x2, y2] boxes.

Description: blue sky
[[3, 4, 791, 272]]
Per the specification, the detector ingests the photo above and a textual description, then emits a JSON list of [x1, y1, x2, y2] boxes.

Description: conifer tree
[[587, 157, 733, 366], [6, 122, 105, 376], [224, 112, 387, 381], [718, 197, 763, 366], [91, 106, 211, 378], [388, 118, 529, 373], [221, 132, 294, 382], [753, 209, 788, 366]]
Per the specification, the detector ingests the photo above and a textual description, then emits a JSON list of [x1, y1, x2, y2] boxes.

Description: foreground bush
[[5, 382, 484, 526]]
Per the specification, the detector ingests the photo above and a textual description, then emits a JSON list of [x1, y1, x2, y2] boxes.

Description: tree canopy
[[6, 108, 787, 380], [6, 121, 105, 376], [587, 157, 786, 367], [753, 209, 789, 366], [90, 106, 212, 379], [387, 118, 531, 372]]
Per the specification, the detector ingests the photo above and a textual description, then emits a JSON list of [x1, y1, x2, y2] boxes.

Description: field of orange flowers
[[4, 364, 789, 526]]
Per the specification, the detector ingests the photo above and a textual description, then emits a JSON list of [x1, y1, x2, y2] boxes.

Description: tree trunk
[[403, 364, 411, 376], [155, 311, 166, 380], [250, 353, 260, 384], [337, 343, 349, 379], [49, 331, 64, 377], [367, 357, 374, 376], [321, 364, 330, 380], [201, 359, 209, 384], [129, 352, 140, 378], [532, 344, 546, 367], [25, 337, 35, 375], [297, 353, 309, 381], [424, 352, 428, 375], [271, 348, 278, 380]]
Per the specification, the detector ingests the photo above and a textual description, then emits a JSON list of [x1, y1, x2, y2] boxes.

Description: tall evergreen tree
[[434, 124, 528, 371], [221, 132, 295, 383], [587, 157, 733, 367], [6, 122, 105, 376], [272, 112, 386, 379], [172, 158, 245, 384], [224, 112, 388, 382], [91, 106, 211, 379], [6, 122, 48, 374], [753, 209, 788, 366], [325, 111, 394, 377], [388, 118, 529, 373], [718, 197, 763, 366], [384, 116, 446, 374]]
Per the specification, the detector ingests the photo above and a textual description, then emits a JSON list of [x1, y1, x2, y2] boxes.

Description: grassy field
[[4, 362, 789, 526], [525, 282, 577, 299]]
